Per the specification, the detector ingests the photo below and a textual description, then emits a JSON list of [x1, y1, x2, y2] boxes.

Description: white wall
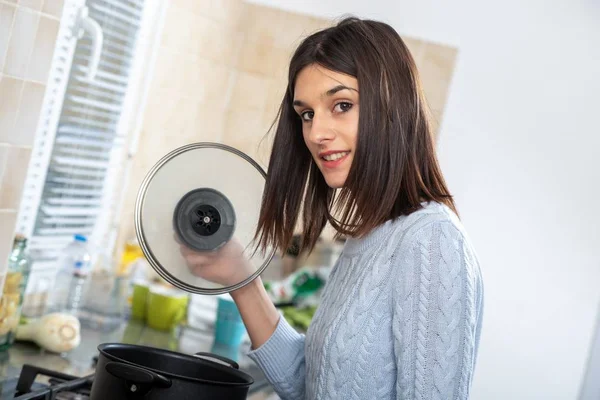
[[247, 0, 600, 399]]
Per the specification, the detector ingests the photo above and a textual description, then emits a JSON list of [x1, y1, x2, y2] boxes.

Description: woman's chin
[[323, 175, 347, 189]]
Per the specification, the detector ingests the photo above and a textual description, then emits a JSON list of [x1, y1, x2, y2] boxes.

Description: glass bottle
[[0, 234, 32, 351]]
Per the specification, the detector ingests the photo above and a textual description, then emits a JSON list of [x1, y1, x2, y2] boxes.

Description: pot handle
[[194, 352, 239, 369], [105, 362, 172, 389]]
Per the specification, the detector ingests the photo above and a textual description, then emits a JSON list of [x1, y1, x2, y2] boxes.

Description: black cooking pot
[[91, 343, 254, 399]]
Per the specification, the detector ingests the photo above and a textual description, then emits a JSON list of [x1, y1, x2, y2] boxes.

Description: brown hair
[[255, 16, 457, 254]]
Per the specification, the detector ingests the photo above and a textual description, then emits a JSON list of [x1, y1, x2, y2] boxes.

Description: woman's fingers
[[181, 252, 211, 266], [179, 246, 214, 265], [179, 245, 215, 257]]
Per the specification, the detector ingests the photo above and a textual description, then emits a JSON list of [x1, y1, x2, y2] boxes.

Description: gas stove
[[4, 364, 94, 399]]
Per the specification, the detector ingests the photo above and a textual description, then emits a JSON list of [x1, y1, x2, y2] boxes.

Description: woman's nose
[[308, 114, 335, 144]]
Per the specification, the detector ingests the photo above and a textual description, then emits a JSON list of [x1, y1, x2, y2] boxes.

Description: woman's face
[[293, 64, 359, 189]]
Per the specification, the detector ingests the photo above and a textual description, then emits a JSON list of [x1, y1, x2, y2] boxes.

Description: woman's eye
[[334, 102, 353, 113], [300, 111, 314, 122]]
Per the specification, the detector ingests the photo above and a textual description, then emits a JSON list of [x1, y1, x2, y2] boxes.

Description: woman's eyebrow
[[324, 84, 358, 96], [293, 85, 359, 107]]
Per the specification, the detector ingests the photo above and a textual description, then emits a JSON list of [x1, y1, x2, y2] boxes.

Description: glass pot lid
[[134, 142, 274, 295]]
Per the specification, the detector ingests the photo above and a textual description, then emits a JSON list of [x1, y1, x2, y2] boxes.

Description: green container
[[131, 283, 150, 320], [145, 286, 188, 331]]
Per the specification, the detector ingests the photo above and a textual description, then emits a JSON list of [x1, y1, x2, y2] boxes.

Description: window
[[16, 0, 165, 313]]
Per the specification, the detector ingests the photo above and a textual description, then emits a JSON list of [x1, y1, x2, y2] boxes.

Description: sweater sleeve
[[246, 314, 306, 399], [392, 220, 480, 400]]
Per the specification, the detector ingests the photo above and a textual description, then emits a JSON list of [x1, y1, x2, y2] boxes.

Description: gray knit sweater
[[248, 202, 484, 399]]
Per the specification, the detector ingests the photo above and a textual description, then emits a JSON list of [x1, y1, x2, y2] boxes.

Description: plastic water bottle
[[46, 234, 92, 315]]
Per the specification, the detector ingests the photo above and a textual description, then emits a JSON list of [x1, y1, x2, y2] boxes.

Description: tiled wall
[[115, 1, 457, 249], [0, 0, 457, 265], [405, 38, 457, 134], [0, 0, 63, 276]]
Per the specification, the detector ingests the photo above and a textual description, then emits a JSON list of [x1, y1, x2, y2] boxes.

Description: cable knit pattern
[[247, 202, 484, 400]]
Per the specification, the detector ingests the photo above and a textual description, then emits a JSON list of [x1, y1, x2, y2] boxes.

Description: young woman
[[181, 17, 484, 400]]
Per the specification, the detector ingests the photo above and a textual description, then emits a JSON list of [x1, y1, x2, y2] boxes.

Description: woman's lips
[[320, 151, 350, 169]]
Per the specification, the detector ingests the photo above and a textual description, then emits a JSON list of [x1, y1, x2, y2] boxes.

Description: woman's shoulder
[[388, 200, 461, 233], [343, 201, 471, 257], [385, 201, 472, 253]]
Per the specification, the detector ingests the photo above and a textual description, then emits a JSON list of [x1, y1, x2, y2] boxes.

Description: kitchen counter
[[0, 318, 274, 398]]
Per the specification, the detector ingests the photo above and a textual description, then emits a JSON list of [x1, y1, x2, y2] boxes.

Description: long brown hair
[[255, 17, 457, 254]]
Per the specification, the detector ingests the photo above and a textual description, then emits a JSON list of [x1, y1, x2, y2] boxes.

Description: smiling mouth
[[321, 151, 350, 161]]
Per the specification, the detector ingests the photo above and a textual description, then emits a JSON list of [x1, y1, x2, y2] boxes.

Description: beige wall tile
[[238, 4, 284, 48], [26, 15, 59, 83], [304, 15, 333, 34], [42, 0, 64, 18], [254, 129, 274, 168], [419, 43, 457, 125], [18, 0, 43, 11], [0, 145, 31, 209], [423, 43, 457, 80], [428, 109, 442, 136], [167, 100, 223, 146], [403, 37, 425, 66], [152, 55, 231, 109], [0, 144, 8, 184], [176, 56, 207, 100], [147, 46, 179, 93], [0, 76, 24, 142], [141, 91, 224, 151], [222, 108, 271, 166], [420, 43, 457, 84], [229, 71, 270, 111], [222, 107, 266, 145], [237, 40, 269, 76], [159, 4, 197, 54], [187, 101, 225, 143], [264, 78, 286, 120], [179, 56, 205, 95], [153, 51, 200, 96], [13, 81, 45, 146], [140, 89, 180, 153], [238, 41, 291, 79], [185, 59, 232, 108], [262, 107, 279, 138], [143, 85, 176, 123], [2, 0, 17, 4], [177, 0, 241, 26], [195, 17, 240, 65], [208, 0, 242, 26], [0, 210, 17, 278], [171, 0, 198, 13], [3, 6, 39, 78], [160, 96, 202, 146], [196, 60, 232, 107], [269, 48, 293, 80], [0, 3, 16, 72], [274, 12, 327, 52]]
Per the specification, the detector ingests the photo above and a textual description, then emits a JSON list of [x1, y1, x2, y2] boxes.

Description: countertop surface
[[0, 318, 272, 397]]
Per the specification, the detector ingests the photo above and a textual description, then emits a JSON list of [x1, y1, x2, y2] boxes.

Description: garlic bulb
[[15, 313, 81, 353]]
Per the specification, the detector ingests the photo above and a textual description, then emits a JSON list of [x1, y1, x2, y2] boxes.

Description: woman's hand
[[180, 237, 281, 352], [179, 238, 255, 287]]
